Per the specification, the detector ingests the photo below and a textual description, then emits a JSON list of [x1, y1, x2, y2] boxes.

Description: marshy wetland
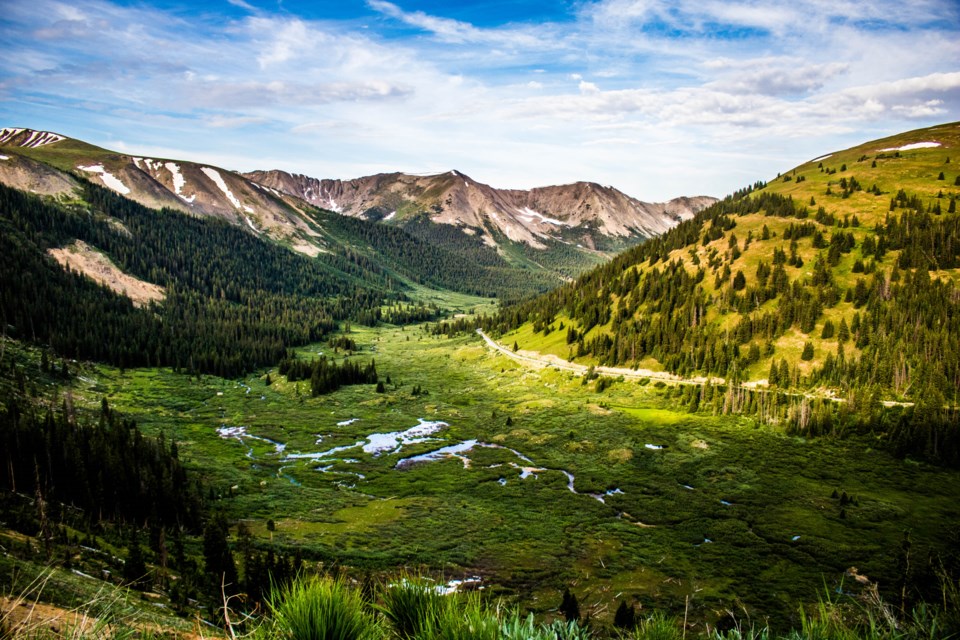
[[64, 323, 960, 629]]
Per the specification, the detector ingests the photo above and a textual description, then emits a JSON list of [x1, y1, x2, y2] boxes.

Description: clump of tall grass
[[422, 592, 500, 640], [378, 579, 501, 640], [628, 611, 683, 640], [776, 582, 959, 640], [377, 579, 595, 640], [259, 576, 380, 640], [499, 612, 551, 640], [499, 612, 592, 640], [378, 577, 447, 639], [707, 620, 772, 640], [549, 617, 595, 640]]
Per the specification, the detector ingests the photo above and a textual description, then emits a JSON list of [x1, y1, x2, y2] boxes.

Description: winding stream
[[216, 418, 631, 511]]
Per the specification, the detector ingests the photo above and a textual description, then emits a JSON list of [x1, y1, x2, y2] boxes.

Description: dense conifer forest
[[0, 398, 203, 531]]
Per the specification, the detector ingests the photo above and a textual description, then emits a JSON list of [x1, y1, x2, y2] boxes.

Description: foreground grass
[[244, 575, 958, 640]]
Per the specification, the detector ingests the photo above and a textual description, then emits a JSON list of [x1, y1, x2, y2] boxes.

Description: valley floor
[[7, 325, 960, 633]]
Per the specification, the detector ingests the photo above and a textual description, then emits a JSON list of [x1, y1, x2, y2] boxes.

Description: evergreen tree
[[123, 528, 149, 590], [560, 588, 581, 622], [837, 317, 850, 343], [614, 599, 636, 629], [821, 320, 835, 340], [203, 514, 238, 602], [732, 270, 746, 291]]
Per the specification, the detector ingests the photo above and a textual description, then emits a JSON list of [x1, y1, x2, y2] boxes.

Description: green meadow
[[50, 322, 960, 631]]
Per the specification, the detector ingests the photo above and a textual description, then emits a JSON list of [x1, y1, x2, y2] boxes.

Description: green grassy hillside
[[490, 122, 960, 460]]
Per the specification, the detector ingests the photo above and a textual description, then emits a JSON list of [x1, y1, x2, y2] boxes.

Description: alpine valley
[[1, 123, 959, 639]]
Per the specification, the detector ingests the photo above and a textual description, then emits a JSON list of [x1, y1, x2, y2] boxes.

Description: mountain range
[[0, 127, 714, 270], [243, 168, 714, 251]]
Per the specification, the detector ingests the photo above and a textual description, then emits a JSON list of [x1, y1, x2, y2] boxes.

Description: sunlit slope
[[764, 121, 959, 228], [494, 122, 960, 404]]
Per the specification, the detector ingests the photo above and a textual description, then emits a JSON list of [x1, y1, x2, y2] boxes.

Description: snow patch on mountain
[[324, 193, 340, 212], [877, 141, 941, 152], [164, 162, 196, 203], [0, 128, 63, 148], [77, 164, 130, 195], [517, 207, 566, 226], [201, 166, 242, 209]]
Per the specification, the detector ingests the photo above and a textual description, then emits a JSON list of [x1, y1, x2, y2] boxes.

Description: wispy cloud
[[0, 0, 958, 200]]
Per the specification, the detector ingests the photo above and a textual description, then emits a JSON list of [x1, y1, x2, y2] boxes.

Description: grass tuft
[[260, 575, 379, 640]]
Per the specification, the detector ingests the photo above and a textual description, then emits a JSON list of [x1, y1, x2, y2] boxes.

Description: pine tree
[[560, 588, 581, 622], [203, 514, 238, 602], [732, 270, 746, 291], [821, 320, 835, 339], [614, 599, 636, 629], [838, 317, 850, 343], [779, 359, 791, 387], [123, 529, 149, 590]]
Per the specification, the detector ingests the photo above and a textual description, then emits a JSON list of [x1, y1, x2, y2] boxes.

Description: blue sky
[[2, 0, 959, 200]]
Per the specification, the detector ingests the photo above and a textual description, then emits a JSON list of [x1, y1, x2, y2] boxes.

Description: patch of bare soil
[[48, 240, 165, 307]]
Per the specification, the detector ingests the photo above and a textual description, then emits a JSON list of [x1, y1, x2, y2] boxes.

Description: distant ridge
[[244, 168, 716, 252]]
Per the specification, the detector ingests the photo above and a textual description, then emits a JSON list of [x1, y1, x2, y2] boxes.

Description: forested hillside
[[488, 123, 960, 462], [0, 181, 389, 377], [310, 208, 561, 302]]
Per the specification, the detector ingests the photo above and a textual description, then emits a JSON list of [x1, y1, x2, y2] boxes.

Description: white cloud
[[578, 80, 600, 94], [711, 62, 850, 96], [892, 100, 946, 118], [227, 0, 257, 11], [256, 19, 312, 68], [205, 115, 267, 128], [366, 0, 549, 49]]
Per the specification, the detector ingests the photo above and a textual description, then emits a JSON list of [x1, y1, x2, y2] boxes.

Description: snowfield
[[517, 207, 566, 226], [77, 164, 131, 195], [878, 141, 941, 152], [0, 128, 63, 148], [164, 162, 196, 203], [201, 166, 243, 209]]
